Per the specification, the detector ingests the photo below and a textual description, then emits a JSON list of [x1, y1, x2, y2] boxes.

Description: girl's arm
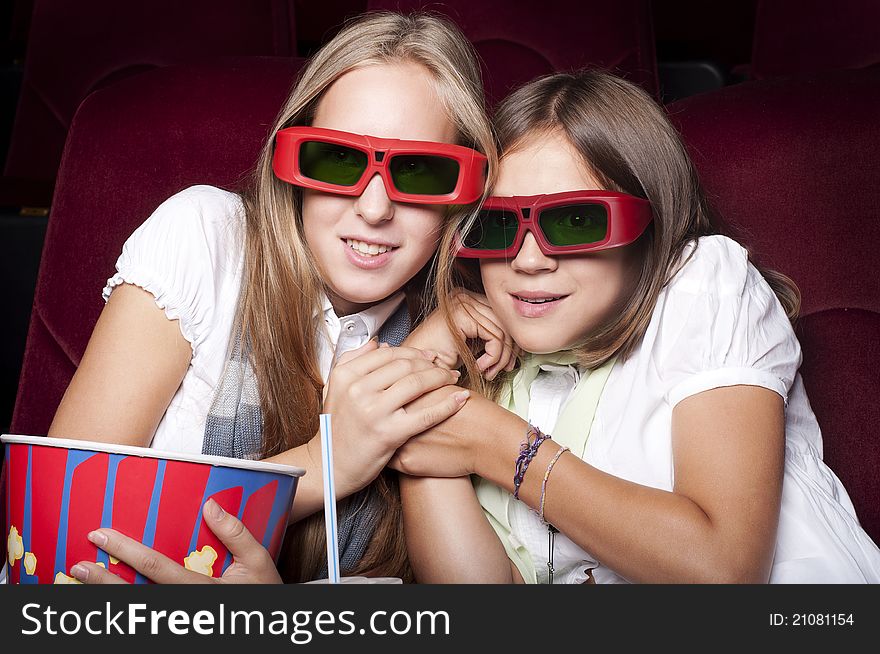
[[394, 384, 784, 583], [400, 474, 519, 584], [48, 283, 192, 446], [393, 388, 523, 582]]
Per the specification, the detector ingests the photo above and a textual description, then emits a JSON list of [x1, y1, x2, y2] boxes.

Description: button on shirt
[[317, 292, 405, 383], [507, 363, 599, 584]]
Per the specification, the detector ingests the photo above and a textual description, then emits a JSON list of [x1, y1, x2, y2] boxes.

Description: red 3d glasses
[[272, 126, 488, 204], [456, 190, 652, 258]]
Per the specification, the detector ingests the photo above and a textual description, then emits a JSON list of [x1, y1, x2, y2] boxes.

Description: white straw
[[319, 413, 340, 583]]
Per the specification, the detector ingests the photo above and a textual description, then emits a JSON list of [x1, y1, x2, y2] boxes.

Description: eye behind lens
[[539, 204, 608, 246], [389, 155, 460, 195], [463, 209, 519, 250], [299, 141, 368, 186]]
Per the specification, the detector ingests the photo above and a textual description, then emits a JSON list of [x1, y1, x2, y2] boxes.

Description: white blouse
[[497, 235, 880, 583], [102, 185, 403, 454]]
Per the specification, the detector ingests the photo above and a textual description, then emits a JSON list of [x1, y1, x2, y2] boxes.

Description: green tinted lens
[[539, 204, 608, 246], [299, 141, 368, 186], [389, 155, 460, 195], [463, 210, 519, 250]]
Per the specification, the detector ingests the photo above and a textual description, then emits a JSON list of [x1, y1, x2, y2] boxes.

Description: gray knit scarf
[[202, 302, 411, 579]]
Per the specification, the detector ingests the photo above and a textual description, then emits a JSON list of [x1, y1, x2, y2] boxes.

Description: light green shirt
[[473, 354, 615, 583]]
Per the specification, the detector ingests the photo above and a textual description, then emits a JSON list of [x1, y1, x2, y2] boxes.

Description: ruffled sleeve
[[652, 235, 802, 407], [102, 185, 245, 367]]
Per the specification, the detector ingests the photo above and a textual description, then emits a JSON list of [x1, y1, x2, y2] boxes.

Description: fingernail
[[451, 369, 461, 378], [379, 341, 390, 348], [206, 499, 225, 520], [454, 390, 470, 403], [70, 564, 89, 582], [88, 530, 108, 547]]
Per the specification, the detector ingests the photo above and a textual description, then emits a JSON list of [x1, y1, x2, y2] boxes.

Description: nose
[[353, 173, 394, 224], [510, 231, 558, 274]]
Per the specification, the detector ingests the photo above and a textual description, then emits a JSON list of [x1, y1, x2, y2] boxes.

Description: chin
[[512, 322, 589, 356], [512, 333, 569, 356]]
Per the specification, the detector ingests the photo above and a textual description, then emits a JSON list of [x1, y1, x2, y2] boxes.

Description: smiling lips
[[511, 291, 569, 318], [345, 238, 397, 256], [342, 237, 399, 270]]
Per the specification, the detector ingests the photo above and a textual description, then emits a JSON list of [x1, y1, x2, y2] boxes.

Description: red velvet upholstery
[[796, 309, 880, 543], [751, 0, 880, 80], [367, 1, 659, 105], [670, 67, 880, 544], [10, 57, 305, 437], [4, 1, 297, 187], [668, 66, 880, 316]]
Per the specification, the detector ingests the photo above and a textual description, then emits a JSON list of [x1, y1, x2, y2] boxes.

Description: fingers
[[386, 366, 462, 408], [201, 499, 275, 573], [335, 344, 437, 378], [397, 387, 470, 435], [432, 350, 460, 370], [69, 561, 128, 584], [358, 356, 450, 392], [449, 293, 516, 380], [81, 529, 214, 584]]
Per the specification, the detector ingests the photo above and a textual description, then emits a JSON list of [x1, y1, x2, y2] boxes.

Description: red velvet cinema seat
[[367, 0, 659, 105], [750, 0, 880, 80], [3, 0, 298, 204], [10, 56, 305, 437], [668, 66, 880, 543]]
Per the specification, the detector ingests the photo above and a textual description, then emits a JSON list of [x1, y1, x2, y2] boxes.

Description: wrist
[[401, 315, 438, 350], [471, 406, 528, 484]]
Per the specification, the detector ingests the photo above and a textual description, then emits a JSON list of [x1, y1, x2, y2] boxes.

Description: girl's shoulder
[[118, 185, 246, 274], [666, 234, 760, 298], [646, 234, 800, 406], [138, 185, 245, 246], [105, 186, 247, 360]]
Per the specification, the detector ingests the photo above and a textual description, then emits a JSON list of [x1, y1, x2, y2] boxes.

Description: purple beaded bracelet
[[513, 424, 550, 499]]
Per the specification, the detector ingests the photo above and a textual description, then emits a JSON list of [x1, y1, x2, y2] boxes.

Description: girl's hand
[[404, 288, 518, 380], [320, 340, 469, 496], [68, 499, 282, 584], [389, 386, 526, 478]]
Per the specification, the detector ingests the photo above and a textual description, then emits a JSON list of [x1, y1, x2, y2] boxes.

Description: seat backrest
[[367, 0, 659, 105], [4, 0, 297, 186], [750, 0, 880, 80], [668, 66, 880, 317], [796, 309, 880, 543], [669, 67, 880, 544], [10, 56, 305, 437]]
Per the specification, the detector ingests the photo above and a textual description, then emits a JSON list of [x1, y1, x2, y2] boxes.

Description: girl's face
[[480, 131, 640, 354], [302, 62, 457, 316]]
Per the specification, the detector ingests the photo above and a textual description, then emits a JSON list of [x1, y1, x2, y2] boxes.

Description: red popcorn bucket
[[2, 434, 304, 584]]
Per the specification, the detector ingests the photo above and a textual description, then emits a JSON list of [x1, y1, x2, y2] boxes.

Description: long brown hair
[[434, 69, 799, 399], [237, 11, 495, 581]]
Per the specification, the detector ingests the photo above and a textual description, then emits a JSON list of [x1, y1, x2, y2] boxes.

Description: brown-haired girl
[[395, 70, 880, 583]]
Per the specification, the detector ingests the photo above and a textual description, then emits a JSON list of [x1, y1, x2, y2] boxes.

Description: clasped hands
[[72, 290, 516, 584]]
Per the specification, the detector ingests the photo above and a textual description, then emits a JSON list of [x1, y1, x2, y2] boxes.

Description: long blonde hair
[[434, 69, 799, 399], [237, 11, 495, 581]]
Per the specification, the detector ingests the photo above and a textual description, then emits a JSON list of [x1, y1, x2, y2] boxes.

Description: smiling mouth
[[345, 238, 398, 257], [513, 295, 567, 304]]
